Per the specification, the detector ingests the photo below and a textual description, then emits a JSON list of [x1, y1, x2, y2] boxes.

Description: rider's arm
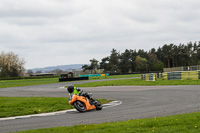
[[77, 88, 83, 92], [69, 94, 73, 100], [76, 88, 83, 95]]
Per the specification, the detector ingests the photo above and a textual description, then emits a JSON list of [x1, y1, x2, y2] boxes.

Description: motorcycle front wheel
[[94, 100, 102, 110], [74, 101, 86, 112]]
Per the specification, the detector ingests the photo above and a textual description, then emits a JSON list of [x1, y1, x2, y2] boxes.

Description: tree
[[156, 47, 163, 62], [177, 44, 185, 66], [161, 44, 172, 68], [89, 58, 99, 74], [119, 49, 131, 73], [150, 60, 164, 71], [150, 48, 156, 54], [108, 49, 120, 73], [100, 57, 109, 72], [130, 50, 137, 72], [82, 64, 90, 72], [88, 41, 200, 73], [137, 49, 148, 59], [0, 51, 25, 77], [192, 42, 198, 65], [147, 53, 157, 71], [82, 58, 99, 74], [148, 53, 164, 71], [135, 56, 148, 72], [197, 41, 200, 64], [182, 44, 190, 66], [172, 44, 178, 67]]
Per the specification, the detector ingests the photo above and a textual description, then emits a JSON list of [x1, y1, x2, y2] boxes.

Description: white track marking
[[58, 86, 65, 89], [102, 100, 122, 109]]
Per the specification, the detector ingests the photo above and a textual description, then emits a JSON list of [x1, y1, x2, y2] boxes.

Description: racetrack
[[1, 79, 200, 133]]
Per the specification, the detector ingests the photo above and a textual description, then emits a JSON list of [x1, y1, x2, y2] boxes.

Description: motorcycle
[[68, 92, 102, 112]]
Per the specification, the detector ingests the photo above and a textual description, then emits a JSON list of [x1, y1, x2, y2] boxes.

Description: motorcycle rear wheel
[[74, 101, 86, 112]]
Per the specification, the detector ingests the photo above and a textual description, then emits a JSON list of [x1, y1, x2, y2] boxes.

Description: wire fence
[[163, 65, 200, 72]]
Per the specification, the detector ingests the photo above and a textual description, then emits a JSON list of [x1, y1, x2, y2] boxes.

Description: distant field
[[0, 74, 140, 88], [75, 78, 200, 87], [0, 78, 59, 88]]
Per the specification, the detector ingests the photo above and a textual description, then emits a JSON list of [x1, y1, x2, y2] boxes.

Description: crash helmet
[[67, 85, 74, 93]]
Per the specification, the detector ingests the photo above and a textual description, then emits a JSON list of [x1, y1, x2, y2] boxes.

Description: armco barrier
[[59, 77, 89, 82], [141, 73, 157, 81], [162, 71, 200, 80], [80, 73, 109, 77]]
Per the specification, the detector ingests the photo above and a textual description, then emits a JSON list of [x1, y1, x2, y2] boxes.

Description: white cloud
[[0, 0, 200, 69]]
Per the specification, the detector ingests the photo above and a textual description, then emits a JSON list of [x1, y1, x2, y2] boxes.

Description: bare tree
[[0, 51, 25, 77]]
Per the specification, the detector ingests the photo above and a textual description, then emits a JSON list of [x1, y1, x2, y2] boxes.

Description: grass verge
[[0, 97, 111, 118], [16, 111, 200, 133], [0, 74, 140, 88], [0, 78, 59, 88], [89, 74, 141, 80], [74, 78, 200, 87]]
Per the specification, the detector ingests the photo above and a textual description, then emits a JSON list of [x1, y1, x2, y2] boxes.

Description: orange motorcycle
[[69, 93, 102, 112]]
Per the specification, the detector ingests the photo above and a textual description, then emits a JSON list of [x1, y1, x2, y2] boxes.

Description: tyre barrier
[[162, 71, 200, 80], [141, 73, 157, 81]]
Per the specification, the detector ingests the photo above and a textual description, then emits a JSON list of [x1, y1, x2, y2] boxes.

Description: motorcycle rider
[[67, 85, 83, 99], [67, 85, 95, 104]]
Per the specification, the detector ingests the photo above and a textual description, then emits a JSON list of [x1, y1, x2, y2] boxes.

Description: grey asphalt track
[[0, 78, 200, 133]]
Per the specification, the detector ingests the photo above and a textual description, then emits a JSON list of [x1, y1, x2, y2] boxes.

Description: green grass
[[89, 74, 141, 80], [74, 78, 200, 87], [0, 97, 111, 118], [16, 111, 200, 133], [0, 74, 140, 88], [0, 78, 59, 88]]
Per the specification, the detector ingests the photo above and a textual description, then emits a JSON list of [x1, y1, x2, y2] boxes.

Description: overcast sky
[[0, 0, 200, 69]]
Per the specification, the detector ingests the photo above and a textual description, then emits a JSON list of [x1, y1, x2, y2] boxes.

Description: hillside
[[30, 64, 85, 73]]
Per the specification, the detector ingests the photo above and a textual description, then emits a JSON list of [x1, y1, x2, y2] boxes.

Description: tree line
[[1, 41, 200, 77], [83, 41, 200, 73]]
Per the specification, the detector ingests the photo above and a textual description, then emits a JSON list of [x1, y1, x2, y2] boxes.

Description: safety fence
[[164, 65, 200, 72], [162, 71, 200, 80], [79, 73, 109, 77], [141, 73, 157, 81]]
